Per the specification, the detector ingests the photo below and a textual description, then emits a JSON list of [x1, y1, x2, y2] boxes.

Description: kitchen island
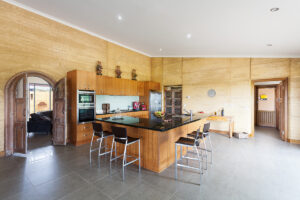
[[96, 115, 206, 173]]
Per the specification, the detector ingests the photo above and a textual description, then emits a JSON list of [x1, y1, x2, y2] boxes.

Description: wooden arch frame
[[4, 71, 56, 155]]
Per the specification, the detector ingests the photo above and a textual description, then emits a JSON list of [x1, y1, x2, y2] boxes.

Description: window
[[29, 83, 53, 114]]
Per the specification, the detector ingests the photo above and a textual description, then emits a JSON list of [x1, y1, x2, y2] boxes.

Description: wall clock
[[207, 89, 216, 97]]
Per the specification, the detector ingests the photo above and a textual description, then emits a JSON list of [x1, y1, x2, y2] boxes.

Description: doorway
[[4, 71, 66, 156], [253, 78, 288, 141], [27, 77, 53, 151]]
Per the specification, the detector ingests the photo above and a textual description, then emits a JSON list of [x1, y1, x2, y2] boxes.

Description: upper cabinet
[[138, 81, 145, 96], [69, 70, 160, 96], [147, 81, 161, 91], [68, 70, 96, 90]]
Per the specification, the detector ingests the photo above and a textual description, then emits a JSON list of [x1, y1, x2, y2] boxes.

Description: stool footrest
[[177, 163, 201, 171]]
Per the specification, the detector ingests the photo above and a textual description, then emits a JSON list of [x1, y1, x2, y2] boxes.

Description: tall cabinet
[[67, 70, 96, 146]]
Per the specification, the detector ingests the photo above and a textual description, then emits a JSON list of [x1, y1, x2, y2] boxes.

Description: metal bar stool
[[187, 122, 212, 168], [89, 122, 114, 163], [175, 131, 202, 181], [110, 126, 141, 181]]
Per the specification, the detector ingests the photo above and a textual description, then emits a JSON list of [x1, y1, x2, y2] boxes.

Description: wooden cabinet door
[[76, 71, 87, 90], [150, 82, 161, 91], [96, 76, 106, 95], [53, 78, 66, 145], [114, 78, 123, 95], [138, 81, 144, 96], [14, 75, 27, 154], [131, 80, 138, 96], [77, 71, 96, 90]]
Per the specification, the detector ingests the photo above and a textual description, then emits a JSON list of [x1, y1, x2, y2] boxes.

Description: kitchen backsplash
[[96, 95, 139, 113]]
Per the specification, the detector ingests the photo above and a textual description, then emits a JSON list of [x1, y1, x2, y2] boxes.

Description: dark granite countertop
[[95, 115, 203, 132], [96, 110, 147, 115]]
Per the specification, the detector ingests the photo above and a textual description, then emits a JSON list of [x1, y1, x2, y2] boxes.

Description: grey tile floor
[[1, 127, 300, 200]]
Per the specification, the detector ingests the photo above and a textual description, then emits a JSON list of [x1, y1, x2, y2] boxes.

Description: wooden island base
[[97, 119, 206, 173]]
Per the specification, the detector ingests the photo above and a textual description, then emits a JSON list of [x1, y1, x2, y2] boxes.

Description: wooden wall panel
[[151, 57, 163, 85], [0, 1, 151, 152], [289, 59, 300, 140], [163, 58, 183, 86], [251, 58, 290, 80]]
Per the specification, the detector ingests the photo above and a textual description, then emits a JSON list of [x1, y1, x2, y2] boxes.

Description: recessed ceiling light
[[266, 44, 273, 47], [159, 48, 163, 52], [186, 33, 192, 39], [117, 15, 123, 21], [270, 7, 279, 12]]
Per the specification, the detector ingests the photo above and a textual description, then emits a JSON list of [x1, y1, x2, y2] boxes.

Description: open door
[[280, 78, 288, 141], [52, 78, 67, 145], [14, 74, 28, 154]]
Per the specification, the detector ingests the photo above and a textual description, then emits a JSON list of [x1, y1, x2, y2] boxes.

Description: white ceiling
[[5, 0, 300, 57]]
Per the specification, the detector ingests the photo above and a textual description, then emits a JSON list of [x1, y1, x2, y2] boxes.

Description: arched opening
[[4, 71, 66, 156]]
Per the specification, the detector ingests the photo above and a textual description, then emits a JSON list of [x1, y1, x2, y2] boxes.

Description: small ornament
[[115, 65, 122, 78], [96, 61, 103, 75], [132, 69, 138, 80]]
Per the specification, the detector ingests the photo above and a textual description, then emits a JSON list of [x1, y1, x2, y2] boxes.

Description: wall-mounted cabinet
[[96, 76, 141, 96], [75, 70, 96, 90]]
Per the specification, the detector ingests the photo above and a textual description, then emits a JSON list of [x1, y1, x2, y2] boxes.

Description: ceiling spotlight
[[186, 33, 192, 39], [270, 7, 279, 12], [266, 44, 273, 47], [117, 15, 123, 21], [159, 48, 163, 52]]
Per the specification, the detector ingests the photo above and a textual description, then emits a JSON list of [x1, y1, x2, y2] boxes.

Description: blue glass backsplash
[[96, 95, 139, 112]]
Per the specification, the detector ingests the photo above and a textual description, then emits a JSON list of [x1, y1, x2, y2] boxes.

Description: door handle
[[23, 109, 26, 117]]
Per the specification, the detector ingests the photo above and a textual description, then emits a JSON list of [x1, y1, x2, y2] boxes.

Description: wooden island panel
[[97, 118, 206, 173]]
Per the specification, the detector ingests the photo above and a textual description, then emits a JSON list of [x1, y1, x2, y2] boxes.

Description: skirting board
[[287, 139, 300, 144], [0, 151, 5, 157]]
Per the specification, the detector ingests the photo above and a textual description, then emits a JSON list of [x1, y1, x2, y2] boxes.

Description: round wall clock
[[207, 89, 216, 97]]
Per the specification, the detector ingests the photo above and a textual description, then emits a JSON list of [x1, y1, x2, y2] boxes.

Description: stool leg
[[89, 133, 94, 164], [208, 135, 213, 164], [115, 142, 117, 164], [180, 145, 182, 161], [203, 139, 208, 170], [195, 145, 202, 175], [175, 144, 178, 180], [98, 137, 103, 157], [109, 139, 114, 176], [138, 140, 141, 173], [122, 142, 128, 181]]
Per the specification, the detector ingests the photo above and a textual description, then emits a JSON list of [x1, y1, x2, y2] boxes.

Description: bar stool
[[175, 130, 203, 180], [89, 122, 114, 163], [187, 122, 212, 168], [110, 126, 141, 181]]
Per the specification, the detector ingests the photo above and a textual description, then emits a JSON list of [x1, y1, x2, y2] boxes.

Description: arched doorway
[[4, 71, 66, 156]]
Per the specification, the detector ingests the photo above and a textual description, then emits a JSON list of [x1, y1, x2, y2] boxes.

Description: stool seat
[[187, 131, 205, 139], [95, 131, 113, 138], [115, 136, 139, 144], [176, 137, 199, 146]]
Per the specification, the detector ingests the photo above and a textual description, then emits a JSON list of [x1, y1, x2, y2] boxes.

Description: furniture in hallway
[[110, 126, 141, 181], [27, 111, 53, 134], [89, 122, 114, 163], [206, 116, 234, 138], [96, 115, 206, 173]]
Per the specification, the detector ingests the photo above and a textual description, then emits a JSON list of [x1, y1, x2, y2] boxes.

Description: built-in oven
[[78, 107, 95, 123], [77, 90, 95, 123]]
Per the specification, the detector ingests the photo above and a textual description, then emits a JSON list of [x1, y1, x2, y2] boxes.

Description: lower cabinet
[[74, 123, 93, 146]]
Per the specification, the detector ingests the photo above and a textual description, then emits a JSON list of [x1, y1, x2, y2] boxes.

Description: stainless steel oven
[[77, 90, 95, 123]]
